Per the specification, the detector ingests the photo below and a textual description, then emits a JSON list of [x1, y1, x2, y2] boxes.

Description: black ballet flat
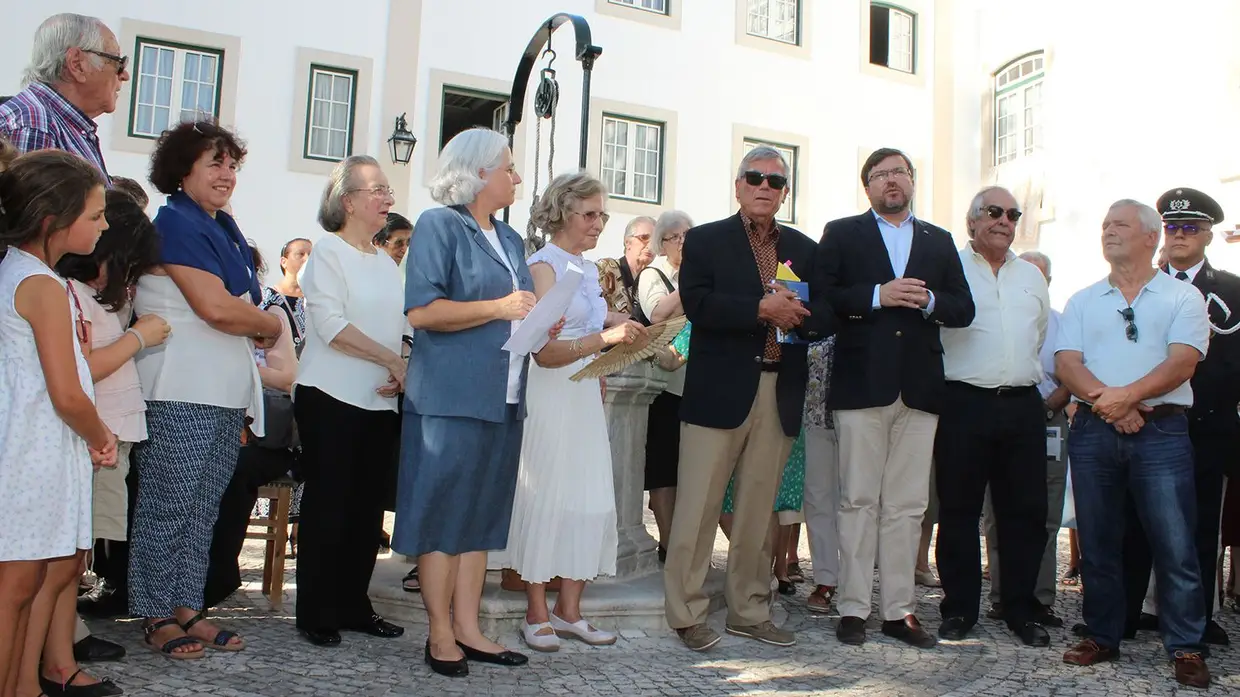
[[425, 641, 468, 677], [777, 579, 797, 596], [456, 640, 528, 666]]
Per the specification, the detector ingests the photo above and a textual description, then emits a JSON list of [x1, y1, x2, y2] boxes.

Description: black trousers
[[1123, 428, 1228, 630], [293, 385, 400, 631], [934, 382, 1048, 627], [203, 445, 297, 609]]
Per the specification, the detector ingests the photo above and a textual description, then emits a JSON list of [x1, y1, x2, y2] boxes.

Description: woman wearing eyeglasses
[[292, 155, 408, 647]]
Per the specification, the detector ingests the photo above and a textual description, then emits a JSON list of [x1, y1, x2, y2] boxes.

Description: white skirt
[[491, 359, 617, 583]]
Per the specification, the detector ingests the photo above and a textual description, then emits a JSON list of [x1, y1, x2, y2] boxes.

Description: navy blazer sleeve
[[926, 232, 975, 328], [679, 224, 764, 332], [815, 220, 876, 319]]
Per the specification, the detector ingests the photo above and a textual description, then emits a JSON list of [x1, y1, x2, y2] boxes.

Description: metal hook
[[541, 47, 557, 71]]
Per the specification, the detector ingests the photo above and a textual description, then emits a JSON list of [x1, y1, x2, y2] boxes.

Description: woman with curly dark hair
[[128, 121, 282, 658]]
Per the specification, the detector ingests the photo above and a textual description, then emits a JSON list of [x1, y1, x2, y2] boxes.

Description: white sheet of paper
[[1046, 426, 1062, 461], [501, 262, 583, 356]]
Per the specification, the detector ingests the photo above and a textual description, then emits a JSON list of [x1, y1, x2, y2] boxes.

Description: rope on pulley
[[525, 48, 560, 255]]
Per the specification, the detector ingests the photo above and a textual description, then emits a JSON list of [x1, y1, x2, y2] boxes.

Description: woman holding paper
[[394, 127, 536, 677], [493, 171, 648, 653]]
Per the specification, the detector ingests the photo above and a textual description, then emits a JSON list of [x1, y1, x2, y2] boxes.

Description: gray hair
[[23, 13, 108, 86], [1109, 198, 1162, 235], [429, 127, 508, 206], [1019, 250, 1052, 276], [624, 216, 656, 240], [529, 170, 608, 237], [651, 210, 693, 256], [736, 145, 789, 181], [318, 155, 380, 232], [966, 186, 1014, 221]]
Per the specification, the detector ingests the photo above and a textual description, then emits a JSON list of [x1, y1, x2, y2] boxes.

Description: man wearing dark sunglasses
[[0, 13, 129, 182], [1118, 188, 1239, 649], [933, 186, 1052, 648], [814, 147, 975, 650], [1056, 199, 1212, 688]]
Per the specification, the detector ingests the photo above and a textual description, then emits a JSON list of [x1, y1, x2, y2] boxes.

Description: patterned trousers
[[128, 400, 245, 617]]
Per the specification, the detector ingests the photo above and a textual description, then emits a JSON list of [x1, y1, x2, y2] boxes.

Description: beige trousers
[[835, 397, 938, 621], [664, 373, 794, 628], [92, 441, 133, 542]]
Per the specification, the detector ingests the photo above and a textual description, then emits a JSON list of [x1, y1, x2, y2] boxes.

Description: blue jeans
[[1068, 409, 1205, 655]]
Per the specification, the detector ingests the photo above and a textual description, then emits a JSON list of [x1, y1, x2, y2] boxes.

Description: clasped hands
[[758, 282, 810, 331], [1087, 385, 1152, 435], [880, 278, 931, 309]]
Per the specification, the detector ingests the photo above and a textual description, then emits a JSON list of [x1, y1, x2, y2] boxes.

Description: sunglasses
[[1164, 223, 1204, 236], [742, 170, 789, 190], [84, 49, 128, 75], [984, 205, 1023, 223], [574, 210, 611, 225], [1118, 307, 1138, 343]]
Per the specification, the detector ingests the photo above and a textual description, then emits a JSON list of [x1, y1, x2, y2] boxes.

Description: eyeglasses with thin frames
[[84, 49, 128, 76], [867, 167, 913, 184], [1118, 307, 1138, 343], [347, 186, 396, 200], [574, 210, 611, 225]]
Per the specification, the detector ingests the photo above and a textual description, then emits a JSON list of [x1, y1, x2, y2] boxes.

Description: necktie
[[1176, 271, 1190, 281]]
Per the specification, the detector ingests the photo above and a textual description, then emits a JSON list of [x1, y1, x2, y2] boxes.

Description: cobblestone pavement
[[84, 514, 1240, 696]]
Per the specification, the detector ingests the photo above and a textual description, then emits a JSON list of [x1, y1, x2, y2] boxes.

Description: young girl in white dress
[[0, 151, 119, 696], [493, 171, 649, 652]]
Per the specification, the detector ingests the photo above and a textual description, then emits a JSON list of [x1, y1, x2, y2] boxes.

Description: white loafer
[[550, 613, 617, 646], [521, 621, 560, 652]]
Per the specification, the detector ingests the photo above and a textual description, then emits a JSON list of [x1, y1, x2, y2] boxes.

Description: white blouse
[[295, 233, 407, 412], [133, 273, 264, 433]]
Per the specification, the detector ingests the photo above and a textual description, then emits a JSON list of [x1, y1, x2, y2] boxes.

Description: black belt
[[760, 361, 781, 373], [1077, 402, 1186, 422], [947, 381, 1037, 397]]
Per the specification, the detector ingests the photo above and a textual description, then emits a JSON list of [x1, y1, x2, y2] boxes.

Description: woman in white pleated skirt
[[492, 172, 648, 652]]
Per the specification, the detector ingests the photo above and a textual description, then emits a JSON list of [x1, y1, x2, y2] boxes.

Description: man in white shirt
[[934, 187, 1051, 647], [982, 250, 1071, 627], [1057, 199, 1211, 688]]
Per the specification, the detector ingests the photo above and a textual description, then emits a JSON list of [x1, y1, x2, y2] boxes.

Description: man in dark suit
[[664, 145, 834, 652], [814, 147, 975, 648], [1119, 188, 1239, 646]]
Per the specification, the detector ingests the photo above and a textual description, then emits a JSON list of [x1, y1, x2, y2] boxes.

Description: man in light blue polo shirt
[[1055, 199, 1211, 688]]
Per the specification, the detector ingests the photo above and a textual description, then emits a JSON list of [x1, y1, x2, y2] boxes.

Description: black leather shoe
[[777, 580, 797, 596], [73, 635, 126, 663], [39, 669, 123, 697], [1204, 619, 1230, 646], [344, 614, 403, 638], [882, 615, 937, 648], [456, 641, 528, 666], [985, 603, 1004, 621], [1138, 612, 1159, 631], [425, 641, 468, 677], [938, 617, 973, 640], [836, 616, 866, 645], [298, 627, 341, 647], [1014, 621, 1050, 647], [1036, 605, 1064, 628]]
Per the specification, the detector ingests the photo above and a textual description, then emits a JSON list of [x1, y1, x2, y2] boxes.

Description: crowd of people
[[1, 10, 1238, 696]]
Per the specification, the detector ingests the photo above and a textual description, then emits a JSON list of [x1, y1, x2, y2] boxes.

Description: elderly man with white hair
[[933, 186, 1051, 647], [1057, 199, 1211, 688], [0, 13, 129, 177]]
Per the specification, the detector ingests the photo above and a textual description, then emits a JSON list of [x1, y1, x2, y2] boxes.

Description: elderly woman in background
[[130, 121, 281, 657], [374, 212, 413, 266], [292, 155, 407, 647], [598, 215, 655, 322], [636, 210, 693, 563], [497, 171, 648, 653], [395, 127, 536, 677]]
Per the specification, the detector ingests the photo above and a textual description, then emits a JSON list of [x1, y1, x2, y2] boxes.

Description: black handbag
[[252, 388, 299, 451]]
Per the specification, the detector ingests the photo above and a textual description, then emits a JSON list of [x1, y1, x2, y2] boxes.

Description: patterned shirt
[[597, 257, 644, 322], [0, 82, 110, 178], [741, 212, 782, 361], [803, 337, 837, 430]]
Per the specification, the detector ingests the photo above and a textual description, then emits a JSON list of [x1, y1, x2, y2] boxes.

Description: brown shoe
[[676, 624, 721, 652], [881, 614, 937, 648], [1173, 651, 1211, 688], [807, 585, 835, 615], [1063, 638, 1119, 666]]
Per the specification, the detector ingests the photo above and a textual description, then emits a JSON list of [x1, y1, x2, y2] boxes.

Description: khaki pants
[[803, 426, 841, 587], [92, 441, 133, 542], [836, 397, 938, 621], [664, 373, 793, 628]]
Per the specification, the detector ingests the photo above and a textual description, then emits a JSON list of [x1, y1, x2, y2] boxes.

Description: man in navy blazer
[[813, 147, 974, 649]]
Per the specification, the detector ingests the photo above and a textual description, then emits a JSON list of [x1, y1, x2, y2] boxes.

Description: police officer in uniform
[[1121, 188, 1240, 646]]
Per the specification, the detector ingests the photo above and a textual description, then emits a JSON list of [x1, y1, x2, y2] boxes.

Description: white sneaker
[[521, 621, 560, 652], [550, 613, 617, 646]]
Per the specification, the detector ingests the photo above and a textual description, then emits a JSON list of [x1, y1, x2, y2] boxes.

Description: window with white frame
[[869, 4, 917, 74], [743, 139, 798, 224], [305, 66, 357, 161], [608, 0, 668, 14], [602, 115, 664, 204], [747, 0, 799, 45], [994, 52, 1045, 164], [130, 39, 222, 138]]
